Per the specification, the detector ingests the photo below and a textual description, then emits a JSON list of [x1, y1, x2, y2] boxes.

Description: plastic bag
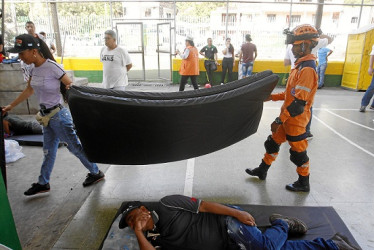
[[5, 140, 25, 163]]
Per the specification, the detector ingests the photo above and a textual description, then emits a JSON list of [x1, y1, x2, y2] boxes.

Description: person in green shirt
[[200, 38, 218, 85]]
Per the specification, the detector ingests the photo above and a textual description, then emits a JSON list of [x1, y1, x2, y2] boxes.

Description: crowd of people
[[176, 34, 257, 88]]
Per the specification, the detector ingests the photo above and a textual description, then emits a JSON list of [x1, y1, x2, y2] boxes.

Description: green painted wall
[[0, 172, 21, 250], [74, 70, 103, 83], [171, 71, 342, 87]]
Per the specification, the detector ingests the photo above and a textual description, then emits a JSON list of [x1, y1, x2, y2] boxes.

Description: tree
[[57, 2, 123, 17], [176, 2, 225, 17]]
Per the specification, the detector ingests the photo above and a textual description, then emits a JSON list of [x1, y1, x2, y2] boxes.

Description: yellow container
[[342, 24, 374, 90]]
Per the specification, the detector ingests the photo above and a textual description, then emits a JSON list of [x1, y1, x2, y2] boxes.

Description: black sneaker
[[359, 106, 366, 112], [82, 170, 105, 187], [24, 183, 50, 196], [269, 214, 308, 235], [330, 233, 360, 250]]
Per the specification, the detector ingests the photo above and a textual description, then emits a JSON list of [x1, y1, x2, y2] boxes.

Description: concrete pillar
[[315, 0, 324, 29], [50, 2, 62, 56], [1, 0, 4, 46]]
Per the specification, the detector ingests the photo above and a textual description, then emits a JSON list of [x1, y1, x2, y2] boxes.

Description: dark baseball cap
[[118, 201, 143, 229], [8, 34, 40, 53]]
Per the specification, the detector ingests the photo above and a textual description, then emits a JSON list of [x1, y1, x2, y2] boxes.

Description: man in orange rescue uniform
[[176, 36, 200, 91], [246, 24, 319, 192]]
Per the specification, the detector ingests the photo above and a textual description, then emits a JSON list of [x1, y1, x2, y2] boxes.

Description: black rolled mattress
[[67, 70, 278, 165]]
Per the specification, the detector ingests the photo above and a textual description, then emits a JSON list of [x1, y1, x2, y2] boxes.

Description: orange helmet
[[284, 24, 319, 45]]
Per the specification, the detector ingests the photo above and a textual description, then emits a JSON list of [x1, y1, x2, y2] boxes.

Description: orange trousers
[[262, 124, 310, 176]]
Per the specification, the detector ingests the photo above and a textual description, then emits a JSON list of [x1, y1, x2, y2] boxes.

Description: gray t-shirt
[[29, 59, 65, 109]]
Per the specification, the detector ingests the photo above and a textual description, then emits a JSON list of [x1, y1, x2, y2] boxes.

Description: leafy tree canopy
[[176, 2, 225, 17]]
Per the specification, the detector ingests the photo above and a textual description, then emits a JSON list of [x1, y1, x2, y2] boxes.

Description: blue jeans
[[226, 209, 338, 249], [317, 63, 327, 88], [242, 61, 254, 77], [361, 75, 374, 107], [38, 108, 99, 184]]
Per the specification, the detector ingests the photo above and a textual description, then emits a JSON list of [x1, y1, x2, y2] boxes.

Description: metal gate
[[157, 22, 172, 81], [116, 22, 145, 81]]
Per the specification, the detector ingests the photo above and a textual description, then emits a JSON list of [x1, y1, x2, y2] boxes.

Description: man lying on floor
[[3, 113, 43, 138], [119, 195, 358, 250]]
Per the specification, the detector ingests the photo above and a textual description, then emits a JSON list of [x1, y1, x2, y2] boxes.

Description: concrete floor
[[6, 84, 374, 250]]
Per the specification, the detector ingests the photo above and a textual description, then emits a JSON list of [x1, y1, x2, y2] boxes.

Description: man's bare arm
[[133, 212, 156, 250], [369, 55, 374, 76]]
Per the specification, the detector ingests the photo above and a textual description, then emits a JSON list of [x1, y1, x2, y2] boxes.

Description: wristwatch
[[275, 117, 283, 124]]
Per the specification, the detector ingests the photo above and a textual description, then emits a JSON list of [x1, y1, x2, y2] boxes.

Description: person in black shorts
[[119, 195, 357, 250], [200, 38, 218, 85]]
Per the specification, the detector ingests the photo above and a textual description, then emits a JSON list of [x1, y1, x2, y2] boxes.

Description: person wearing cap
[[200, 38, 218, 85], [19, 21, 46, 83], [118, 194, 357, 250], [238, 34, 257, 78], [221, 38, 235, 84], [101, 30, 132, 91], [246, 24, 320, 192], [176, 36, 199, 91], [2, 34, 105, 196]]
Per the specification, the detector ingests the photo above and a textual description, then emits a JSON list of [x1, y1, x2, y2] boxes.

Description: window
[[291, 15, 301, 24], [299, 0, 312, 2], [145, 8, 152, 17], [222, 14, 237, 26], [166, 13, 171, 19], [123, 7, 127, 16], [244, 14, 253, 22], [267, 14, 276, 23], [351, 17, 358, 23], [332, 12, 340, 23], [286, 15, 301, 25]]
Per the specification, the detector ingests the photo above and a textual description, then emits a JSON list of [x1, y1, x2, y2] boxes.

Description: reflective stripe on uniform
[[295, 85, 311, 92]]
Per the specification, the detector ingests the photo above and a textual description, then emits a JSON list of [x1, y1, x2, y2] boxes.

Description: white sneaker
[[220, 83, 224, 85]]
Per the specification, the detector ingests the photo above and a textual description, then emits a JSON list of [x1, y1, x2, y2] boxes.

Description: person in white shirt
[[221, 38, 235, 84], [100, 30, 132, 91], [39, 31, 56, 55]]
